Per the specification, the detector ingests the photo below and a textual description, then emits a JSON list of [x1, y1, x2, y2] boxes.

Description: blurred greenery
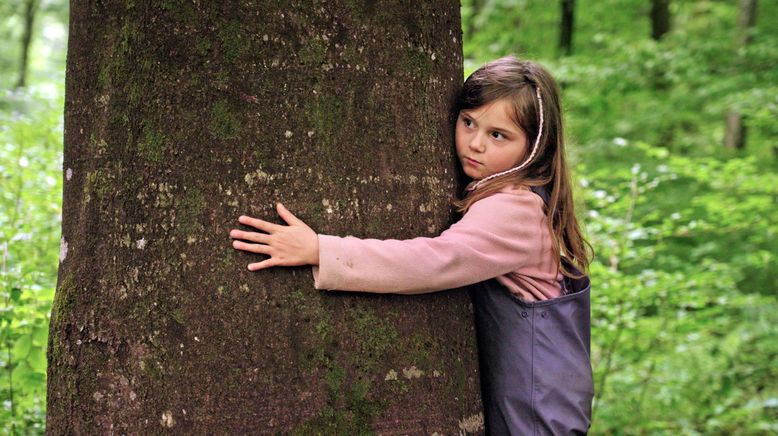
[[1, 0, 776, 434]]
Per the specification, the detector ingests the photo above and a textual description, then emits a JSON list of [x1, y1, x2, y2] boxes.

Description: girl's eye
[[491, 131, 505, 140], [462, 117, 473, 128]]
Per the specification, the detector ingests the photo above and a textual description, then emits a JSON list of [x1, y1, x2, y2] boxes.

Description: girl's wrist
[[311, 233, 320, 266]]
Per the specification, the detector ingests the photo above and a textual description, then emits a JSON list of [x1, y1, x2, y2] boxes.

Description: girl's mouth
[[465, 157, 481, 166]]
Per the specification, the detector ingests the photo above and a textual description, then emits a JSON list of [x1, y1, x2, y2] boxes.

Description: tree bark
[[650, 0, 671, 41], [724, 111, 747, 150], [559, 0, 575, 57], [736, 0, 758, 47], [724, 0, 758, 149], [14, 0, 39, 88], [48, 1, 483, 434]]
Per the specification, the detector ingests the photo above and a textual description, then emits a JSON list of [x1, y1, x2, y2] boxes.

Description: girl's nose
[[469, 133, 486, 153]]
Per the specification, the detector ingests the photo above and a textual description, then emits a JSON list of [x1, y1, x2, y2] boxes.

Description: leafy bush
[[581, 140, 777, 433], [0, 87, 62, 433]]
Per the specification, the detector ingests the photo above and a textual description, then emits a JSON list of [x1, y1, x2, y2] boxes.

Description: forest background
[[0, 0, 776, 434]]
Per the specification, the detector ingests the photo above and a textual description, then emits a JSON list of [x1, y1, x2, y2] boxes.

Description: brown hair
[[452, 55, 593, 278]]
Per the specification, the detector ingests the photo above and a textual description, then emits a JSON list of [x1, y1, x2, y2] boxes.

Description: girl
[[230, 55, 594, 435]]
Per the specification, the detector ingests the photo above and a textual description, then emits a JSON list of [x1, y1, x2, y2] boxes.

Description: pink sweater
[[311, 187, 563, 301]]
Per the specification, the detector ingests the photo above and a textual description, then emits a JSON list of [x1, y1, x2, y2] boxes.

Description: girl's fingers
[[248, 258, 278, 271], [229, 229, 270, 244], [232, 240, 271, 255], [238, 215, 282, 233], [276, 203, 304, 226]]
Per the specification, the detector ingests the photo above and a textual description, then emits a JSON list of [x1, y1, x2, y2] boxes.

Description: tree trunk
[[465, 0, 485, 43], [14, 0, 39, 88], [650, 0, 671, 41], [724, 0, 758, 149], [736, 0, 758, 47], [724, 111, 747, 150], [48, 1, 483, 434], [559, 0, 575, 57]]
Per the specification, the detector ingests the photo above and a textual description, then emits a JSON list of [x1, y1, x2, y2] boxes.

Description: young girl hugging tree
[[230, 55, 595, 435]]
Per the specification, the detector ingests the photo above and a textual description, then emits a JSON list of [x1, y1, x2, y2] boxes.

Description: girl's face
[[455, 98, 528, 180]]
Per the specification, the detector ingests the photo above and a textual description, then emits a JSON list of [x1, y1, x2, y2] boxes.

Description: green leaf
[[12, 334, 32, 358], [10, 287, 22, 303], [26, 346, 46, 374]]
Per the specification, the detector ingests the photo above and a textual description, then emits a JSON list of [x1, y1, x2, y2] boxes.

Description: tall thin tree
[[650, 0, 671, 41], [559, 0, 575, 56], [14, 0, 39, 88], [47, 1, 483, 433], [724, 0, 758, 149]]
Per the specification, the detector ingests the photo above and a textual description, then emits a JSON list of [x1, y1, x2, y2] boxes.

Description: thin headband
[[467, 84, 544, 192]]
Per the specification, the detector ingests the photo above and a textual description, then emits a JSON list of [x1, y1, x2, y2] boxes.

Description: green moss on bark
[[218, 20, 251, 62], [175, 188, 206, 234], [53, 272, 76, 311], [195, 38, 212, 57], [401, 48, 433, 77], [138, 123, 167, 162], [351, 308, 399, 372], [85, 169, 111, 201], [299, 39, 328, 66], [403, 333, 433, 370], [294, 364, 381, 435], [159, 0, 196, 23], [50, 273, 76, 343], [305, 94, 345, 152], [209, 99, 241, 140]]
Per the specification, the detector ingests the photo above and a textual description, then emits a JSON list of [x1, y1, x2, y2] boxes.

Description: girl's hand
[[230, 203, 319, 271]]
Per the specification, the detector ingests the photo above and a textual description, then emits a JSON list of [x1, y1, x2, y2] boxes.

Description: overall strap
[[529, 185, 550, 207]]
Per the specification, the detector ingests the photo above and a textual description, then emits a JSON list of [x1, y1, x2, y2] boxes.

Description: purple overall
[[471, 187, 594, 435]]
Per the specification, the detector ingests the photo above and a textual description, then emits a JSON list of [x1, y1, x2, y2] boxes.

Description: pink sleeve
[[311, 190, 547, 294]]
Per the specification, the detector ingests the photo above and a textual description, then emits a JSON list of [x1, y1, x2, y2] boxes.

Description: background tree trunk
[[47, 1, 483, 433], [14, 0, 39, 88], [559, 0, 575, 56], [649, 0, 671, 41], [724, 0, 757, 149], [465, 0, 484, 43], [736, 0, 758, 47]]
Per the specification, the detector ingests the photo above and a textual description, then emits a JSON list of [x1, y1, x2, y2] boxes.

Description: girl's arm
[[231, 190, 549, 294]]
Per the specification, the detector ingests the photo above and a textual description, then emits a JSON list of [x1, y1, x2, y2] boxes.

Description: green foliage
[[580, 141, 777, 433], [0, 1, 68, 92], [0, 87, 62, 433]]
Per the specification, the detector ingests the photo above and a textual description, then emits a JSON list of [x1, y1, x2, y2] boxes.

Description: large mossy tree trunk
[[47, 1, 483, 433]]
